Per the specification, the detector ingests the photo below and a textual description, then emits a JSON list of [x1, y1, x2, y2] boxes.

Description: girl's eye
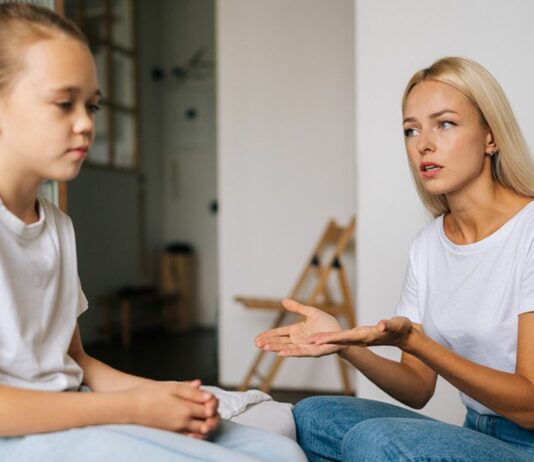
[[403, 128, 418, 138], [56, 101, 73, 110], [88, 104, 101, 114]]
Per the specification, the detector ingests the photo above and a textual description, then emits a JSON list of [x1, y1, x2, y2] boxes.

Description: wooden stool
[[98, 245, 195, 348], [235, 216, 357, 394]]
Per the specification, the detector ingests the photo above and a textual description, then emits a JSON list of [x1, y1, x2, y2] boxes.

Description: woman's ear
[[484, 130, 498, 156]]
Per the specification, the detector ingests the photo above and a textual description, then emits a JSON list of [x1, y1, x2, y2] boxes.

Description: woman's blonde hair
[[0, 2, 86, 95], [402, 57, 534, 217]]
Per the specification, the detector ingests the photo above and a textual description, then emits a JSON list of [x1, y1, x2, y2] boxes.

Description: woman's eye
[[88, 104, 101, 114], [439, 120, 456, 129], [403, 128, 417, 138]]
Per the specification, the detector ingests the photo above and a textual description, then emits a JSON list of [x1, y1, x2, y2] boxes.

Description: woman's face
[[402, 80, 495, 198], [0, 36, 100, 184]]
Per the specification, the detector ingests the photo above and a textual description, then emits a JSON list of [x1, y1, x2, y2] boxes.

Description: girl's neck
[[0, 160, 41, 224]]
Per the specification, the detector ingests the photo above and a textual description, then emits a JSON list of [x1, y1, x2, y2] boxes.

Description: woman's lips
[[420, 162, 443, 178]]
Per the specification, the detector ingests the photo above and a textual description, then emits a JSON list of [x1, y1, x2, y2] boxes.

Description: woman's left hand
[[309, 316, 414, 349]]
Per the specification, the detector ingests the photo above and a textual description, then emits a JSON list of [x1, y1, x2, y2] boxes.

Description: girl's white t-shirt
[[0, 197, 87, 391], [396, 201, 534, 416]]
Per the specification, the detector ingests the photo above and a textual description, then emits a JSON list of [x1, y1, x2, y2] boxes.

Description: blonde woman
[[257, 57, 534, 461]]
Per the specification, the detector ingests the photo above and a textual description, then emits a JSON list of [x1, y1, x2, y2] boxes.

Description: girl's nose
[[74, 108, 95, 138]]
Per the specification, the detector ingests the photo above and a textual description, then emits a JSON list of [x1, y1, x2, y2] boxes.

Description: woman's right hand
[[127, 380, 220, 438], [255, 299, 345, 357]]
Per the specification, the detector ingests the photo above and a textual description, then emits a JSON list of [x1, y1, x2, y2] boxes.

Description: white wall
[[217, 0, 356, 389], [355, 0, 534, 424]]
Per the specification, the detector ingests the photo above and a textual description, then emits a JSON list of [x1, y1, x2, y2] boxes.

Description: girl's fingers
[[184, 432, 207, 440], [172, 383, 214, 403], [185, 401, 214, 419], [184, 418, 211, 435]]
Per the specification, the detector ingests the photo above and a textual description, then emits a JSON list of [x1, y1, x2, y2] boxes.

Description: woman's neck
[[444, 182, 532, 244]]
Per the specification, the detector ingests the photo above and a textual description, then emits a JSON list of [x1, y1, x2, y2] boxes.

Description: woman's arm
[[313, 313, 534, 428], [405, 312, 534, 428], [338, 330, 437, 409], [256, 299, 437, 408]]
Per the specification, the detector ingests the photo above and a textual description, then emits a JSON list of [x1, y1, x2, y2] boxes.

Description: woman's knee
[[342, 418, 396, 461]]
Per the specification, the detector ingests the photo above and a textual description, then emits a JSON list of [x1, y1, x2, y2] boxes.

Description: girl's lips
[[68, 147, 89, 159]]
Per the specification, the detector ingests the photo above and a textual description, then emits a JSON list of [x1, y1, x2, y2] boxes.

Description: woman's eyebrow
[[429, 109, 459, 119], [403, 109, 459, 124]]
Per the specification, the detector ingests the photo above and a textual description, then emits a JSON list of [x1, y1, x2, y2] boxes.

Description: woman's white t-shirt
[[0, 197, 87, 391], [396, 201, 534, 416]]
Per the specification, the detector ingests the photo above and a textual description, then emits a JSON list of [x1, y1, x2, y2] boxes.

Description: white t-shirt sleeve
[[395, 242, 421, 323], [519, 240, 534, 315], [77, 276, 89, 317]]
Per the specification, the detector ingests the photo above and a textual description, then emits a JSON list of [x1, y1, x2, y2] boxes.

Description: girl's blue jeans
[[293, 396, 534, 462], [0, 420, 307, 462]]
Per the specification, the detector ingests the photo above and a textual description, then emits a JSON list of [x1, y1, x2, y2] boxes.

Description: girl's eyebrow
[[403, 109, 459, 124], [48, 86, 101, 97]]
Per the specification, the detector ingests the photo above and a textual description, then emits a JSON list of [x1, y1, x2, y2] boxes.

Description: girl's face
[[0, 36, 100, 183], [402, 80, 496, 198]]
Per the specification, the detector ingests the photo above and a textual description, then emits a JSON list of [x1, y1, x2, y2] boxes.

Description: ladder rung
[[252, 372, 265, 381]]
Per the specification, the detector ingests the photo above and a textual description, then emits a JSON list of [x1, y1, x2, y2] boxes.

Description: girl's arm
[[313, 312, 534, 429], [0, 379, 219, 437], [68, 325, 154, 391], [0, 325, 219, 437]]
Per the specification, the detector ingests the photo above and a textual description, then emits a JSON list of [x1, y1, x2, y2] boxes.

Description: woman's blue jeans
[[293, 396, 534, 461]]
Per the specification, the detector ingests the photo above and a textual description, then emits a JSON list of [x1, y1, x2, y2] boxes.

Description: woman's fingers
[[258, 335, 295, 349], [310, 327, 372, 345], [255, 325, 291, 346], [282, 298, 317, 316], [277, 346, 317, 357]]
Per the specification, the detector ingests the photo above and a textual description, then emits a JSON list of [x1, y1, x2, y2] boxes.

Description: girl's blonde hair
[[402, 57, 534, 217], [0, 2, 86, 94]]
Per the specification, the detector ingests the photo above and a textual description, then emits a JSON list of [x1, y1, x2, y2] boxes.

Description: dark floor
[[85, 327, 341, 404]]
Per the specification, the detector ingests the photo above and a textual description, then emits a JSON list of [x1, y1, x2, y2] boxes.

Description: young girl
[[0, 3, 306, 461], [257, 57, 534, 461]]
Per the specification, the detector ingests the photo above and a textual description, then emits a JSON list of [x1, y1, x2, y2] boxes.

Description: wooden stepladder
[[235, 216, 357, 395]]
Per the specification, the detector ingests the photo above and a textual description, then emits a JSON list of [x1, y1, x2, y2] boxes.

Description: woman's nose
[[416, 130, 435, 154]]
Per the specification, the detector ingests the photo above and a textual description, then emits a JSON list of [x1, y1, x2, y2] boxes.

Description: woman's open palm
[[255, 299, 344, 357]]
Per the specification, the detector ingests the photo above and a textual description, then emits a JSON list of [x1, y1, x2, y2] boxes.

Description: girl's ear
[[484, 130, 498, 156]]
